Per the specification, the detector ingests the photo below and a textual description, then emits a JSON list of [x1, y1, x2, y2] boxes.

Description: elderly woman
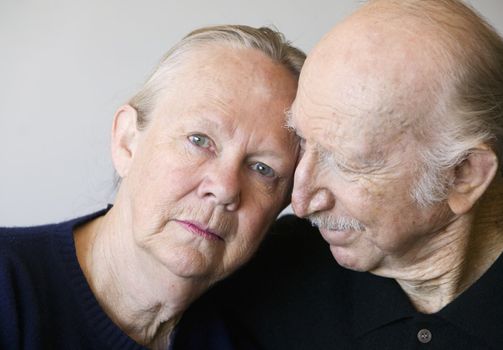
[[0, 25, 305, 349]]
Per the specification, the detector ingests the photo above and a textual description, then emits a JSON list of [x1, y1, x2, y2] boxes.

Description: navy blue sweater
[[0, 209, 148, 350]]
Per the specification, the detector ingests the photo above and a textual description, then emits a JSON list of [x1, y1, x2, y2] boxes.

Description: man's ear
[[111, 105, 140, 178], [447, 144, 498, 215]]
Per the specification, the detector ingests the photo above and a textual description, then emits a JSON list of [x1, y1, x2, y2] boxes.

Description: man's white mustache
[[308, 214, 365, 232]]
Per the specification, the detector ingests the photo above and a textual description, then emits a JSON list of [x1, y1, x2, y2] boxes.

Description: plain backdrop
[[1, 0, 502, 226]]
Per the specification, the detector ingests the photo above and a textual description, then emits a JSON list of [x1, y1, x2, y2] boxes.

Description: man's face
[[290, 30, 452, 274], [121, 46, 298, 283]]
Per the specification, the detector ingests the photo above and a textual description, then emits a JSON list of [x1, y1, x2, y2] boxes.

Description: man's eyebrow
[[284, 108, 295, 131], [284, 107, 306, 140]]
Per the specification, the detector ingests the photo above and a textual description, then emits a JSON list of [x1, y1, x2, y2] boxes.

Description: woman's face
[[116, 46, 299, 283]]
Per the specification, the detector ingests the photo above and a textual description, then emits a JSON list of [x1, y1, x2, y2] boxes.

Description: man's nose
[[291, 151, 334, 218], [198, 162, 241, 211]]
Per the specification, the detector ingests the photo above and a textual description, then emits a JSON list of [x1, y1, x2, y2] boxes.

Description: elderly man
[[177, 1, 503, 349]]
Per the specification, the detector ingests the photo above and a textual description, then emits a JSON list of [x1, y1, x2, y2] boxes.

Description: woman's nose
[[198, 162, 241, 211]]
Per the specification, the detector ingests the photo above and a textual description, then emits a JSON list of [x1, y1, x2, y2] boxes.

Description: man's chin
[[329, 245, 376, 272]]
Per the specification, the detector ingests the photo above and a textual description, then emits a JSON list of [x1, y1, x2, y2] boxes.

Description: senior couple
[[1, 0, 503, 349]]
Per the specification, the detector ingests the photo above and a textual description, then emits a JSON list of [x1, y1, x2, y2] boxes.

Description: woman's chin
[[158, 246, 221, 280]]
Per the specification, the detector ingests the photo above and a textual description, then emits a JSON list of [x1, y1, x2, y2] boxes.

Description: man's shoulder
[[261, 214, 329, 255], [269, 214, 318, 236], [248, 215, 338, 276], [185, 215, 353, 349], [222, 214, 343, 290]]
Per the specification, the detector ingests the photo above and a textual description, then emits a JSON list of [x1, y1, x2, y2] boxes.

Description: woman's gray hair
[[128, 24, 306, 130]]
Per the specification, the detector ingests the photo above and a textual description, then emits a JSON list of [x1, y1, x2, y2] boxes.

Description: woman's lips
[[175, 220, 224, 241]]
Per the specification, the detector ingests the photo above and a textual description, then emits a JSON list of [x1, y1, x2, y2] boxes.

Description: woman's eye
[[251, 162, 275, 178], [188, 134, 211, 148]]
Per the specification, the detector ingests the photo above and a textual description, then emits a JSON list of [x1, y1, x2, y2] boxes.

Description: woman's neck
[[74, 205, 207, 348]]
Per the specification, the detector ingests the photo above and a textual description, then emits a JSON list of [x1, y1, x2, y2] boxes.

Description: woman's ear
[[447, 145, 498, 215], [111, 105, 139, 178]]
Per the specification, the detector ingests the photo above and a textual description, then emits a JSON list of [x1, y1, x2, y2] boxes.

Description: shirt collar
[[350, 270, 415, 337], [350, 251, 503, 348], [438, 251, 503, 349]]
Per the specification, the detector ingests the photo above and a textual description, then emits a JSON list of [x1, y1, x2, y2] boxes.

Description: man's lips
[[319, 227, 356, 246], [175, 220, 224, 241]]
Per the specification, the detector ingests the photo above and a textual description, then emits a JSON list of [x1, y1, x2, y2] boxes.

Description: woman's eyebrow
[[186, 115, 230, 136], [187, 115, 292, 162]]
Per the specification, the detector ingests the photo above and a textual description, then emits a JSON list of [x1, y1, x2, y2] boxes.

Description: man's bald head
[[297, 0, 503, 206]]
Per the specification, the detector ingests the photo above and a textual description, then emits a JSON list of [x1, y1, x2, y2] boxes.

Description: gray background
[[1, 0, 502, 226]]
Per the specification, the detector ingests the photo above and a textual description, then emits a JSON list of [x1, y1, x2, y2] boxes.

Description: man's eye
[[299, 137, 306, 150], [299, 137, 306, 156], [188, 134, 211, 148], [251, 162, 275, 178]]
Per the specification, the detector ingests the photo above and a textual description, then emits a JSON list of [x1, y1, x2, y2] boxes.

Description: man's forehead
[[291, 82, 417, 165], [295, 55, 437, 150]]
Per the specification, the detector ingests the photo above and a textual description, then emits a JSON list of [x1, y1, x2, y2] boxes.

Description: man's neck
[[74, 205, 208, 348], [382, 179, 503, 314]]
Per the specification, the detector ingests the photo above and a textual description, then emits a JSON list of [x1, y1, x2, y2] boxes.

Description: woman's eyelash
[[188, 134, 212, 148], [188, 134, 278, 180]]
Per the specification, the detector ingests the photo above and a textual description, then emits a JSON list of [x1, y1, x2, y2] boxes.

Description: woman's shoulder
[[0, 224, 64, 348], [0, 207, 110, 259], [0, 223, 59, 264], [0, 208, 111, 306], [0, 207, 115, 349], [0, 220, 72, 291]]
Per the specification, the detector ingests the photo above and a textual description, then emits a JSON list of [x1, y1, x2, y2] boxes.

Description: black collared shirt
[[176, 215, 503, 350], [351, 265, 503, 349]]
